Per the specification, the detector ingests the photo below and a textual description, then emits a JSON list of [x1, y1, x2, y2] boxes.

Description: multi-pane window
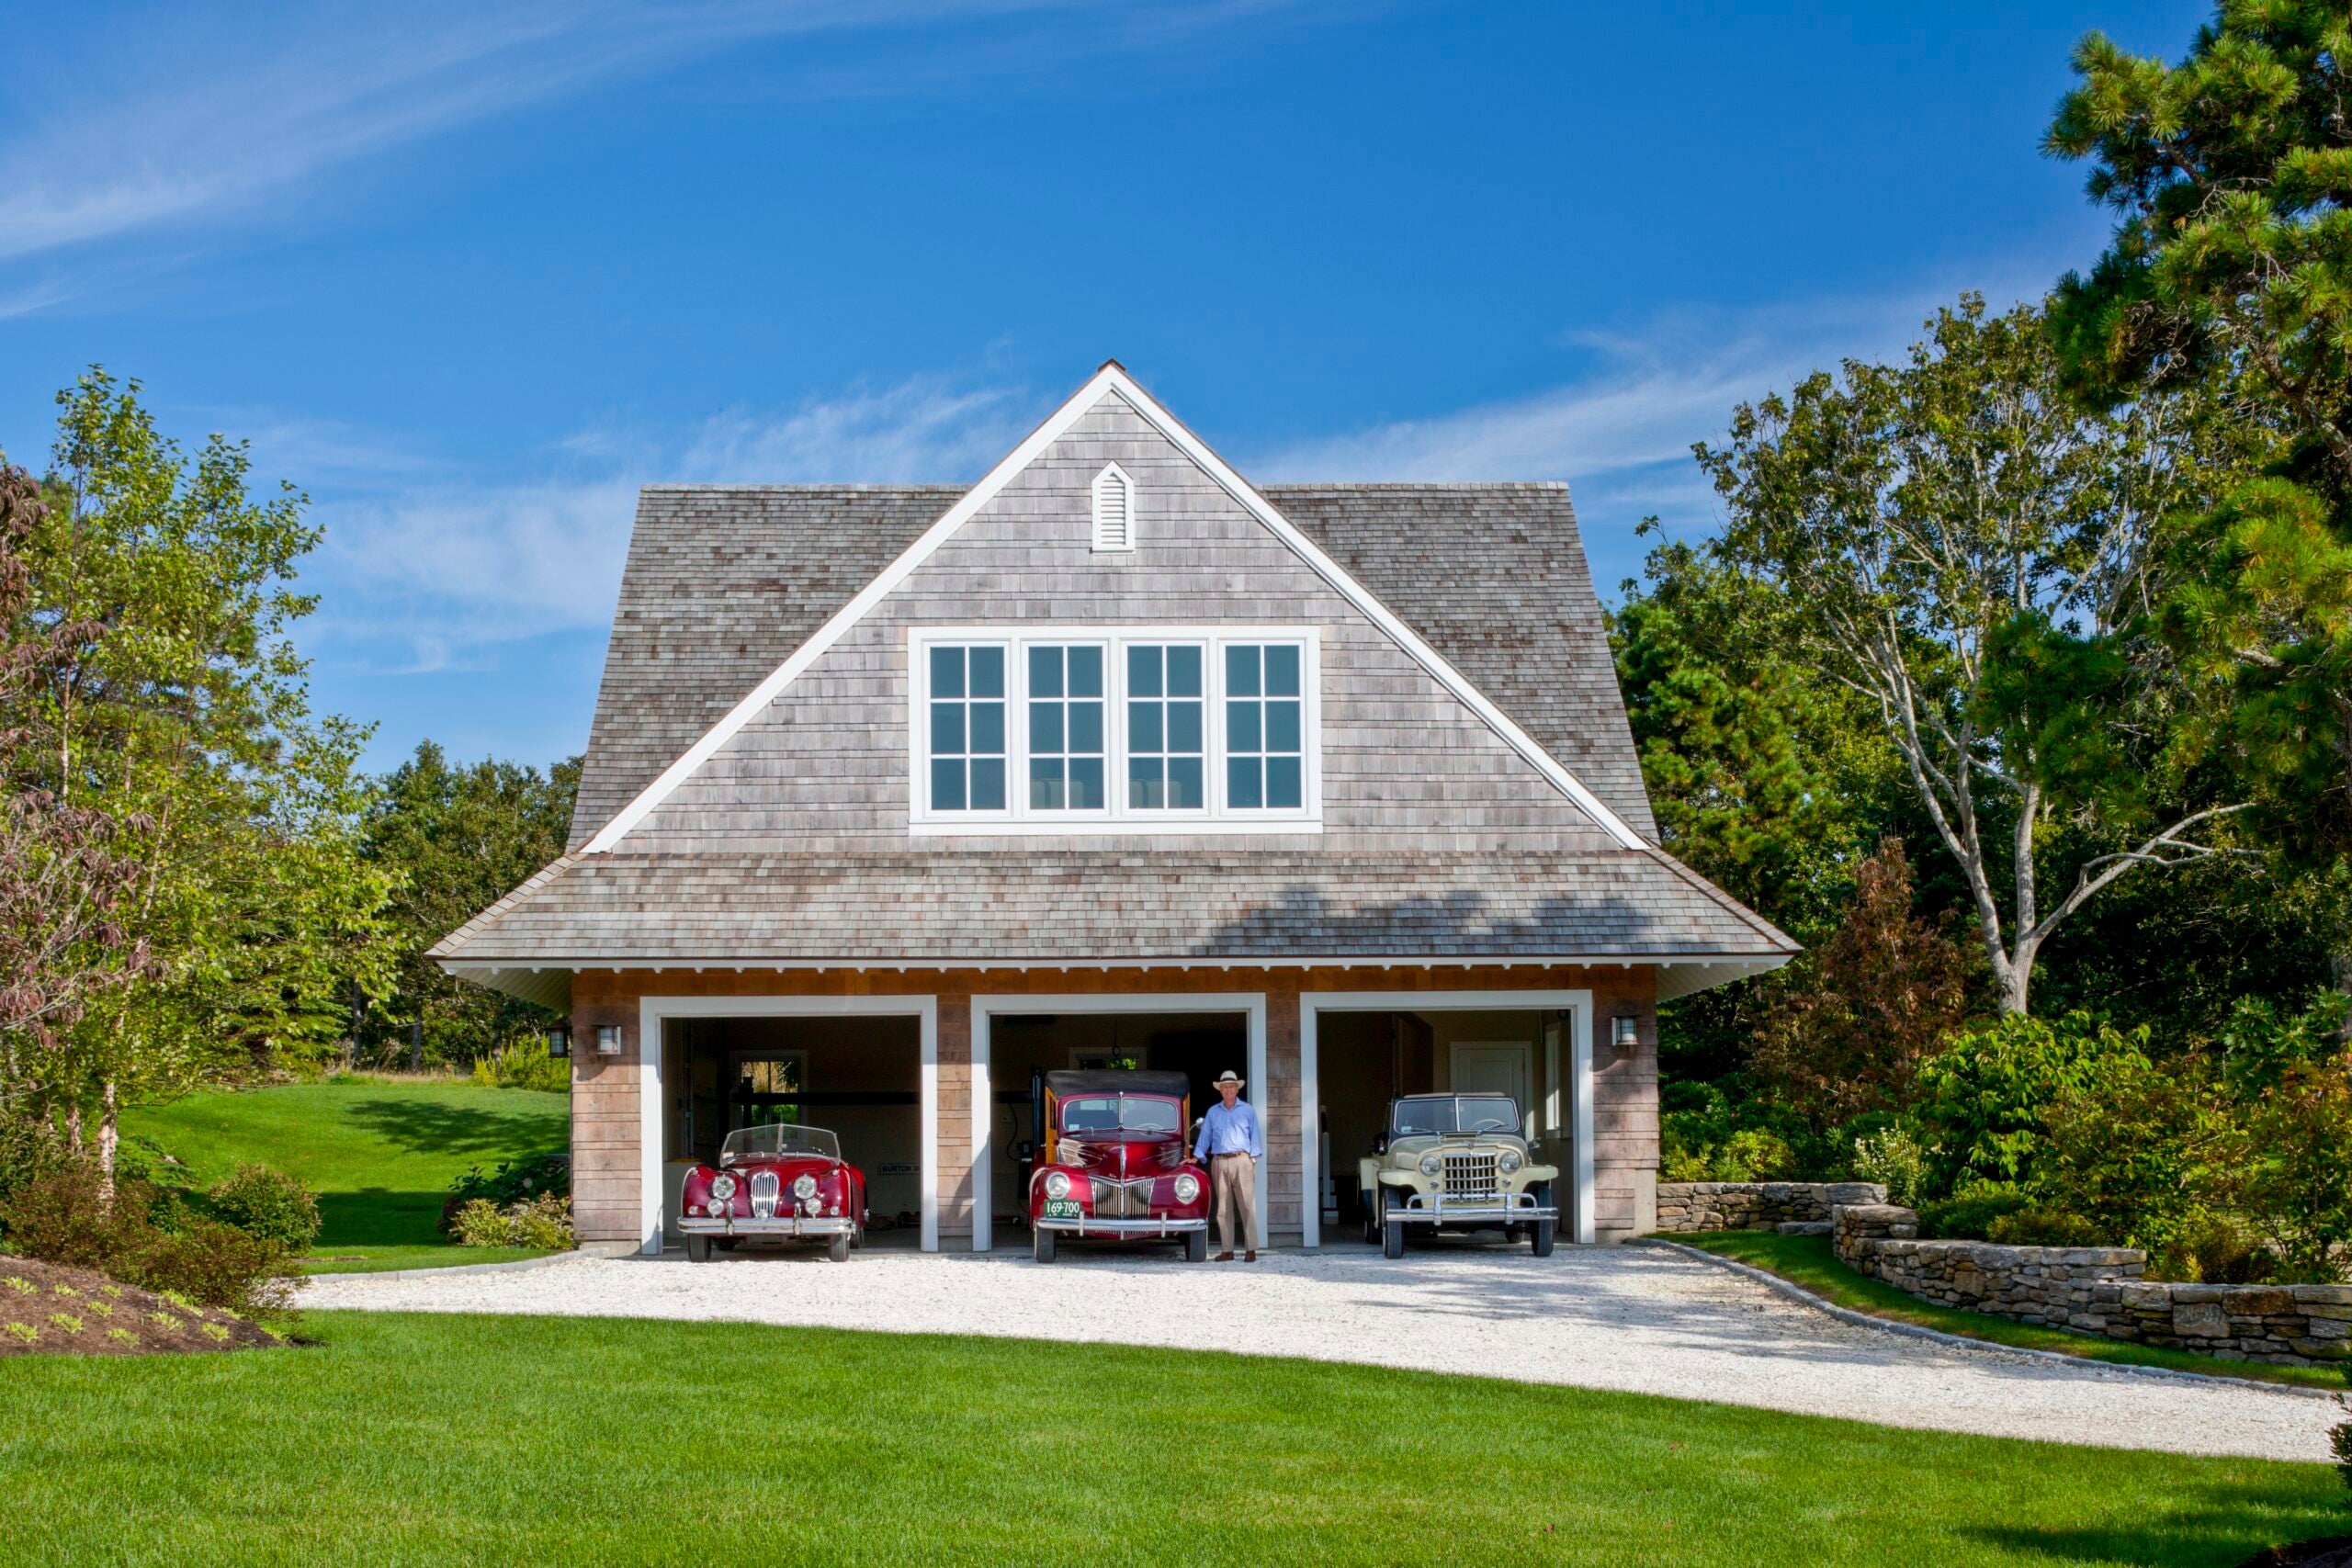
[[1224, 643, 1304, 809], [1027, 644, 1105, 810], [927, 644, 1006, 811], [913, 631, 1315, 828], [1125, 643, 1205, 810]]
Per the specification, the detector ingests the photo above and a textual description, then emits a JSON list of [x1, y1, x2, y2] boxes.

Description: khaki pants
[[1211, 1153, 1257, 1254]]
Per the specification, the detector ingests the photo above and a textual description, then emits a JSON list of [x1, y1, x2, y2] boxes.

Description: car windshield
[[1391, 1096, 1521, 1137], [719, 1124, 840, 1164], [1059, 1095, 1181, 1134]]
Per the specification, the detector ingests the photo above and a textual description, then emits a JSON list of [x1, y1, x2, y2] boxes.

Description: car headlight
[[792, 1173, 818, 1200], [1044, 1171, 1071, 1200], [1418, 1153, 1442, 1177], [1498, 1149, 1523, 1175], [1172, 1173, 1200, 1203], [708, 1173, 737, 1201]]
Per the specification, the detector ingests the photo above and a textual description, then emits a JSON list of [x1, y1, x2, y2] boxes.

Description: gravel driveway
[[303, 1242, 2340, 1461]]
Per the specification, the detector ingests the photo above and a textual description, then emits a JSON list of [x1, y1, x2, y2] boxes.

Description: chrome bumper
[[1035, 1215, 1209, 1237], [1395, 1191, 1556, 1226], [678, 1214, 856, 1237]]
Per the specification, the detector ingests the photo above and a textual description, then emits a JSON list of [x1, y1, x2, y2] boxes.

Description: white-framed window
[[923, 642, 1008, 814], [910, 626, 1320, 834], [1124, 642, 1206, 813], [1223, 642, 1306, 811], [1025, 642, 1107, 812]]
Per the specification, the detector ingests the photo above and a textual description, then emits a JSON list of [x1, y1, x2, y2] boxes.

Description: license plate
[[1042, 1200, 1081, 1220]]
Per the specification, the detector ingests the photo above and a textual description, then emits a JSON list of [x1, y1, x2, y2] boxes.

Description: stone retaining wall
[[1654, 1181, 1885, 1232], [1830, 1202, 2352, 1367]]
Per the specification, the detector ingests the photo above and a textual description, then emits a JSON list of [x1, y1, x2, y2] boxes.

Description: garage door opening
[[660, 1013, 923, 1249], [983, 1010, 1245, 1236], [1305, 991, 1592, 1246]]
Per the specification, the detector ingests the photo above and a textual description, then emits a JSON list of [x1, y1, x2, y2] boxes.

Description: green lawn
[[1661, 1231, 2348, 1392], [123, 1077, 568, 1271], [0, 1312, 2336, 1567]]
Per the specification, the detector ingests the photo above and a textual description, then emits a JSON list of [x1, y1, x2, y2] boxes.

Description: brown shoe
[[1244, 1250, 1258, 1263], [1214, 1251, 1235, 1262]]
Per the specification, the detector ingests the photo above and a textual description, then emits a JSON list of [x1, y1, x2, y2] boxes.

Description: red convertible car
[[1027, 1069, 1211, 1263], [678, 1123, 867, 1262]]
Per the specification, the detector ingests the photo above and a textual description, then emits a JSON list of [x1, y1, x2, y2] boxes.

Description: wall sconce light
[[545, 1025, 571, 1059], [1611, 1014, 1640, 1055], [594, 1024, 625, 1057]]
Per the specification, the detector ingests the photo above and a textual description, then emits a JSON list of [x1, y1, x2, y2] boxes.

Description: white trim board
[[969, 993, 1267, 1253], [1299, 989, 1596, 1247], [580, 361, 1647, 855], [633, 995, 940, 1256]]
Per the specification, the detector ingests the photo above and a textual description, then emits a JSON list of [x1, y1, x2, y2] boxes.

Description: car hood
[[1383, 1132, 1530, 1156], [1053, 1132, 1188, 1176]]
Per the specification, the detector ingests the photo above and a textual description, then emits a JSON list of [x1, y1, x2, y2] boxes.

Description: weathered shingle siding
[[622, 394, 1620, 853]]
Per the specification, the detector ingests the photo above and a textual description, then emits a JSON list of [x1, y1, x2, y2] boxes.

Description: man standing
[[1192, 1069, 1261, 1262]]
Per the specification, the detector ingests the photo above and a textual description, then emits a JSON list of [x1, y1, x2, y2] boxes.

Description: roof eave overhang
[[439, 952, 1792, 1007]]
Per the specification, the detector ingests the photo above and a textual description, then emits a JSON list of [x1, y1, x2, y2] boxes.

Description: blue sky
[[1, 0, 2209, 773]]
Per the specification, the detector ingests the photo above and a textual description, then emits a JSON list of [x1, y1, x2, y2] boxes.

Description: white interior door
[[1449, 1043, 1531, 1109]]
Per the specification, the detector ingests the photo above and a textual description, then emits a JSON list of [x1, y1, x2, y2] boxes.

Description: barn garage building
[[434, 364, 1793, 1252]]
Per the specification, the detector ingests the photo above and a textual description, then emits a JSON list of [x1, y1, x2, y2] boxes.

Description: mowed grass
[[0, 1312, 2336, 1567], [1664, 1231, 2348, 1392], [122, 1077, 568, 1270]]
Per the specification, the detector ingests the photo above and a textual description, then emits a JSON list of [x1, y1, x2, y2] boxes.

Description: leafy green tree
[[1696, 297, 2258, 1014], [2048, 4, 2352, 992], [24, 370, 393, 1190], [357, 741, 578, 1066]]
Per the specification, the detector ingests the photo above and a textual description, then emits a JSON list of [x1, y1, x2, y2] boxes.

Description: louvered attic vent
[[1091, 462, 1136, 552]]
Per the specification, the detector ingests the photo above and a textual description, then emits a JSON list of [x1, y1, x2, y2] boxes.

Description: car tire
[[684, 1234, 713, 1264], [1531, 1217, 1556, 1258], [851, 1224, 865, 1251], [1382, 1217, 1406, 1259], [1184, 1228, 1208, 1263], [828, 1232, 851, 1263], [1034, 1226, 1057, 1264]]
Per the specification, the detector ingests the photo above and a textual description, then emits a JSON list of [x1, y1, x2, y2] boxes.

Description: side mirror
[[1373, 1133, 1389, 1155], [1015, 1141, 1033, 1160]]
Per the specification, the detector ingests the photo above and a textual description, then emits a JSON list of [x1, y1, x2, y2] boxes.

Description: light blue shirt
[[1193, 1097, 1262, 1160]]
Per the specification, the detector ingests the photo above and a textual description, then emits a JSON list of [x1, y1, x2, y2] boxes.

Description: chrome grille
[[749, 1169, 781, 1219], [1442, 1153, 1498, 1197], [1088, 1177, 1159, 1218]]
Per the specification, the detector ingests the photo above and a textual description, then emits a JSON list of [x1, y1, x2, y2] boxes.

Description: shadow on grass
[[336, 1096, 565, 1162], [1962, 1475, 2344, 1566], [318, 1190, 453, 1248]]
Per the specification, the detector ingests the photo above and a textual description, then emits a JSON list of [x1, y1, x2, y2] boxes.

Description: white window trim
[[908, 626, 1323, 837]]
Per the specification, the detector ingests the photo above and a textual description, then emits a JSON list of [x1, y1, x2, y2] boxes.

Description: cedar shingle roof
[[431, 851, 1792, 964], [566, 483, 1657, 849]]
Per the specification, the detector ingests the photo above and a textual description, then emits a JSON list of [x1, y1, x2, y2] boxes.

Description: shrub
[[1917, 1185, 2033, 1240], [0, 1168, 291, 1318], [2163, 1213, 2278, 1285], [203, 1166, 321, 1253], [450, 1194, 573, 1249], [472, 1043, 571, 1094], [1912, 1012, 2152, 1199], [2238, 1053, 2352, 1284], [2031, 1051, 2241, 1268], [1983, 1205, 2108, 1247], [1851, 1126, 1928, 1206]]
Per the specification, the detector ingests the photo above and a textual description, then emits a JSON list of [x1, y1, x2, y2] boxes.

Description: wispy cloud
[[0, 0, 1319, 297], [304, 370, 1037, 672]]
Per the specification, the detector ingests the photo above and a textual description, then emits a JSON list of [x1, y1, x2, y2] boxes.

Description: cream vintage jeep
[[1359, 1092, 1558, 1258]]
